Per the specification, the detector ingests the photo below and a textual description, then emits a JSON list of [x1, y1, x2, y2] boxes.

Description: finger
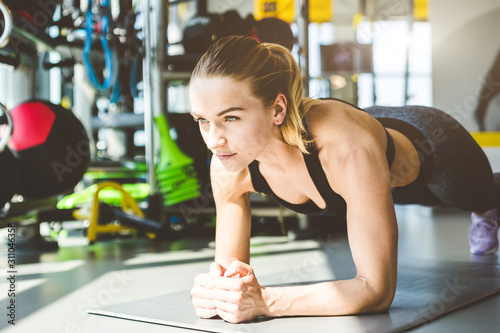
[[191, 284, 215, 300], [213, 298, 238, 313], [192, 296, 216, 309], [212, 288, 240, 303], [209, 262, 224, 278], [213, 276, 245, 291], [196, 307, 218, 319], [194, 273, 215, 289], [215, 307, 240, 324], [224, 260, 253, 278]]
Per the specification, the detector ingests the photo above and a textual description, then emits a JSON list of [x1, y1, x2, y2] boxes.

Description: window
[[357, 20, 432, 107]]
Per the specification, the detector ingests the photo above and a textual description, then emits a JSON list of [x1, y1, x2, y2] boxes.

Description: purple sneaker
[[469, 208, 499, 255]]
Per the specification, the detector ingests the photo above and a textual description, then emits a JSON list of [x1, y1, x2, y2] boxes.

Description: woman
[[189, 36, 499, 323]]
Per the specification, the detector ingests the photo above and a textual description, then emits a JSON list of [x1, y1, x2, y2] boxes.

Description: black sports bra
[[248, 98, 395, 216]]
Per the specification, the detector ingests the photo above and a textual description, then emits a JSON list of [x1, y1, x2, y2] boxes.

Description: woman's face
[[189, 77, 278, 172]]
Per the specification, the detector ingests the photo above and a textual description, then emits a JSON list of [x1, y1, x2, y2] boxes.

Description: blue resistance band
[[83, 0, 116, 91]]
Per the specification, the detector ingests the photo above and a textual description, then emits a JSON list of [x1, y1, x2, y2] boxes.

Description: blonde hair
[[192, 36, 320, 154]]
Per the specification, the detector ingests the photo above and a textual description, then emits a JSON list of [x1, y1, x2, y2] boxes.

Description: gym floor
[[1, 205, 499, 333]]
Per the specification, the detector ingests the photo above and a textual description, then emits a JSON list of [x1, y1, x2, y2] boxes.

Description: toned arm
[[210, 156, 253, 268], [263, 127, 398, 316], [190, 157, 253, 320]]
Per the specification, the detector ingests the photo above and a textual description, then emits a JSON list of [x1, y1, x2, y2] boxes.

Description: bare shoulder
[[306, 99, 389, 194], [307, 99, 386, 153], [210, 156, 254, 201], [306, 100, 392, 201]]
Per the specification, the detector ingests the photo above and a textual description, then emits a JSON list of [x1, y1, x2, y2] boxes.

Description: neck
[[255, 131, 302, 172]]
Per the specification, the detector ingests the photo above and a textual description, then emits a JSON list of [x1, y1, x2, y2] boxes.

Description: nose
[[206, 125, 227, 151]]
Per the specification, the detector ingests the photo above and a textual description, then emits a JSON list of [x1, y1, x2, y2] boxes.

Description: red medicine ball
[[8, 100, 90, 199]]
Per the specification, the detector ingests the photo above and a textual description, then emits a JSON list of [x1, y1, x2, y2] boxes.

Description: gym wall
[[430, 0, 500, 131], [0, 64, 35, 108], [208, 0, 253, 18]]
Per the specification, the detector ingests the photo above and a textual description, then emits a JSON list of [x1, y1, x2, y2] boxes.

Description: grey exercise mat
[[88, 260, 500, 333]]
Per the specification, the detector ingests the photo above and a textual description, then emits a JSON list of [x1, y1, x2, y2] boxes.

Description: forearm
[[215, 235, 250, 268], [262, 277, 393, 317], [214, 203, 252, 268], [215, 251, 249, 269]]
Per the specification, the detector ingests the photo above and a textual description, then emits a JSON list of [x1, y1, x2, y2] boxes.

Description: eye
[[193, 117, 208, 124], [225, 116, 238, 122]]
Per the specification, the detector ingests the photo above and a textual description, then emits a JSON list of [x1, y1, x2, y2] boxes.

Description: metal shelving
[[0, 11, 78, 66]]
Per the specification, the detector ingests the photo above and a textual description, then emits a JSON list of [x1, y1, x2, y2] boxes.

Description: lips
[[215, 153, 236, 161]]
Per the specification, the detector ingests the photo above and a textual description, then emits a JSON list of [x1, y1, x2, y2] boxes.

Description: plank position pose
[[189, 36, 500, 323]]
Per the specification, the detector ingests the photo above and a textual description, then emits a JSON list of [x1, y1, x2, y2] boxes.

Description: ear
[[273, 93, 287, 125]]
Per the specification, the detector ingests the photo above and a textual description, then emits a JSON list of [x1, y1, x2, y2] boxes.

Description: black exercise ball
[[254, 17, 295, 51], [8, 100, 90, 199], [0, 148, 20, 207]]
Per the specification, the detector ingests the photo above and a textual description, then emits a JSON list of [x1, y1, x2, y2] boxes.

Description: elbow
[[356, 276, 396, 314], [371, 292, 395, 313]]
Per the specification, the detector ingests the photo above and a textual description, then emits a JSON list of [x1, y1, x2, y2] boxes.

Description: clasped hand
[[190, 260, 269, 323]]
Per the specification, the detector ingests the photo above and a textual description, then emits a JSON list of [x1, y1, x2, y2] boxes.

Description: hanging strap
[[83, 0, 117, 91]]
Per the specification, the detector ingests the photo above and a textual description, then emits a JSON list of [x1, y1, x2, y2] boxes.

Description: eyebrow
[[191, 107, 245, 118]]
